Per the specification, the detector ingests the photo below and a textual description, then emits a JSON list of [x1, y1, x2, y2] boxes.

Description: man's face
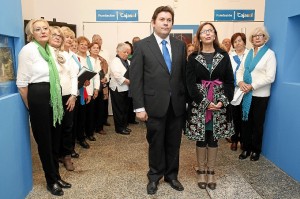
[[152, 12, 173, 39]]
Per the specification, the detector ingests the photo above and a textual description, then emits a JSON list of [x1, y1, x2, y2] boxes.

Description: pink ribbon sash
[[201, 79, 222, 123]]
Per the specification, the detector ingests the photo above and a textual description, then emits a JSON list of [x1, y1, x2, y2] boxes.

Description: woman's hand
[[66, 95, 76, 111], [207, 102, 223, 111], [93, 89, 99, 99], [84, 80, 90, 87], [239, 81, 253, 93]]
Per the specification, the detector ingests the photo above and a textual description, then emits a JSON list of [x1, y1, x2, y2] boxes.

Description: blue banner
[[96, 10, 138, 21], [214, 10, 255, 21]]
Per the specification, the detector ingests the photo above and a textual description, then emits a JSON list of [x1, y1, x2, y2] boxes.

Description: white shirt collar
[[153, 32, 170, 45]]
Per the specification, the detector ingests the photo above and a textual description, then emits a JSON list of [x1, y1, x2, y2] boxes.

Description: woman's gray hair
[[116, 42, 130, 52], [25, 18, 50, 42], [249, 26, 270, 44]]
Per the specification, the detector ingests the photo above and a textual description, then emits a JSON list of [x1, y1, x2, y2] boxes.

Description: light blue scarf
[[233, 55, 241, 87], [242, 45, 269, 120]]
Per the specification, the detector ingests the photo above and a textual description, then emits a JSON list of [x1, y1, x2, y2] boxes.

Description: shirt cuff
[[134, 107, 145, 113]]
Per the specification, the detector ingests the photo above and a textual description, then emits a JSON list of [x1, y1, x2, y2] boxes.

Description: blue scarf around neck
[[233, 55, 241, 87], [242, 45, 269, 121]]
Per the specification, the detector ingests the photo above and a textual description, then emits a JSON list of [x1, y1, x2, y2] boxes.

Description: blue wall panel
[[264, 0, 300, 181], [0, 0, 33, 198]]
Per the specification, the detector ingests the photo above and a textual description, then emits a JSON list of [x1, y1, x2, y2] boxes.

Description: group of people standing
[[16, 5, 276, 197]]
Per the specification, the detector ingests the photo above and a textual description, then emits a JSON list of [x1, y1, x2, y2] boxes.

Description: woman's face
[[117, 46, 129, 60], [49, 29, 63, 48], [251, 31, 266, 48], [199, 24, 216, 45], [32, 21, 50, 45], [64, 33, 74, 49], [78, 40, 88, 54], [70, 41, 78, 53], [89, 43, 100, 56], [233, 36, 246, 52]]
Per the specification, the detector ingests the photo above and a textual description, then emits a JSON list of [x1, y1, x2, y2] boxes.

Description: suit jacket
[[129, 34, 186, 118]]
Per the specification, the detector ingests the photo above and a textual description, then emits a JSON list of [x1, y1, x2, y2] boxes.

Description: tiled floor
[[26, 117, 300, 199]]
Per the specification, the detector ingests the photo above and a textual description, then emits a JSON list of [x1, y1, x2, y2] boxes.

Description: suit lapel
[[147, 34, 170, 74], [170, 37, 179, 76]]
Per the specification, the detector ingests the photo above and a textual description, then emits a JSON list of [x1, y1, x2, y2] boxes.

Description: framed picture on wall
[[170, 33, 193, 45], [0, 35, 17, 97], [0, 47, 14, 82]]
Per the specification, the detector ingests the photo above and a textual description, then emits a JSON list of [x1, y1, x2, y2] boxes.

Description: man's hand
[[136, 111, 148, 122]]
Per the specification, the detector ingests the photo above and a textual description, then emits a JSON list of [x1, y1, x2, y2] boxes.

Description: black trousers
[[110, 88, 129, 132], [28, 83, 61, 185], [127, 97, 136, 123], [231, 104, 242, 143], [241, 96, 269, 154], [59, 95, 74, 157], [196, 130, 218, 148], [146, 101, 184, 182], [75, 99, 86, 142], [85, 98, 95, 137], [94, 91, 105, 131]]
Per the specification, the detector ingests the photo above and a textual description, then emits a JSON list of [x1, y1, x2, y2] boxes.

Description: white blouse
[[76, 55, 100, 96], [109, 57, 129, 92], [17, 42, 54, 87]]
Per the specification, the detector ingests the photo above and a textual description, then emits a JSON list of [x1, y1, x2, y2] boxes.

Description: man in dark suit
[[129, 6, 186, 195]]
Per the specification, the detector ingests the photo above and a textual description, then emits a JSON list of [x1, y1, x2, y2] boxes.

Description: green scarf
[[34, 40, 64, 127]]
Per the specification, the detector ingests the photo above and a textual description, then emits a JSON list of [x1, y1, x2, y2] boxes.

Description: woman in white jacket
[[109, 43, 131, 135], [237, 26, 276, 161]]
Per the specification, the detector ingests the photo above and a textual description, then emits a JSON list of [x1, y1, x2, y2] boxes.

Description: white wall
[[21, 0, 265, 36]]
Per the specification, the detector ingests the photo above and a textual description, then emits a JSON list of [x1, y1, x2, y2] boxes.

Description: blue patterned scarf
[[242, 45, 269, 120]]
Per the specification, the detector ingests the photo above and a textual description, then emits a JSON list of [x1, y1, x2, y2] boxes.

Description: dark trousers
[[59, 95, 74, 157], [94, 91, 105, 131], [231, 104, 242, 143], [85, 98, 95, 137], [103, 98, 109, 123], [75, 100, 86, 142], [110, 88, 129, 132], [127, 97, 136, 123], [146, 101, 184, 182], [196, 130, 218, 148], [241, 96, 269, 154], [28, 83, 61, 185]]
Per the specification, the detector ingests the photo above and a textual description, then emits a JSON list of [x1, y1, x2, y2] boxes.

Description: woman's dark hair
[[152, 6, 174, 25], [195, 22, 220, 52], [230, 33, 246, 48]]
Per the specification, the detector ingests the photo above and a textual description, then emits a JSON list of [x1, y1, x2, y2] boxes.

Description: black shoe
[[47, 183, 64, 196], [78, 140, 90, 149], [86, 136, 96, 141], [164, 179, 184, 191], [129, 121, 139, 124], [116, 130, 130, 135], [125, 127, 132, 132], [147, 181, 158, 195], [104, 122, 111, 126], [239, 150, 251, 159], [71, 150, 79, 158], [57, 179, 72, 189], [250, 152, 260, 161]]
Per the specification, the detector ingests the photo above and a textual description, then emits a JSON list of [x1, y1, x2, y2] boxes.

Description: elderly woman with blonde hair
[[17, 19, 71, 196], [48, 26, 79, 171], [237, 26, 276, 161]]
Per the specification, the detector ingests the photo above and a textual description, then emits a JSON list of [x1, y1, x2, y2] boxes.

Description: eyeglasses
[[52, 33, 63, 39], [252, 34, 265, 39], [200, 29, 214, 35], [33, 27, 49, 33]]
